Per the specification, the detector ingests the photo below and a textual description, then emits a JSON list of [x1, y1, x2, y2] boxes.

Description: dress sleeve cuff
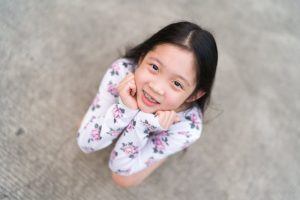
[[152, 114, 167, 131], [135, 111, 168, 132]]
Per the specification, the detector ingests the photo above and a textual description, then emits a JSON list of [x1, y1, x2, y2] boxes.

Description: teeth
[[143, 91, 158, 103]]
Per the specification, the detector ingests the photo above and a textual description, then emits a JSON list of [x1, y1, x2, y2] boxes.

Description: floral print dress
[[76, 58, 203, 176]]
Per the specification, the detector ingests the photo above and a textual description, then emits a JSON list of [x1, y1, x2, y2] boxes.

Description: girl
[[76, 21, 218, 187]]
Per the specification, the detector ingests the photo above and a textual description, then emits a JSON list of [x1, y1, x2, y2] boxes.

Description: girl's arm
[[76, 59, 139, 153], [108, 109, 202, 176]]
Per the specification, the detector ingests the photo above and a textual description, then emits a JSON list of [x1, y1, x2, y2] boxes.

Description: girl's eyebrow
[[148, 57, 191, 86]]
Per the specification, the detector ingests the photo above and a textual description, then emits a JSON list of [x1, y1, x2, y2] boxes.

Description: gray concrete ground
[[0, 0, 299, 199]]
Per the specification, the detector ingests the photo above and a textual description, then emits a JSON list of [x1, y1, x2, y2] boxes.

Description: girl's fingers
[[118, 76, 134, 89], [169, 111, 178, 126], [173, 115, 180, 124], [129, 82, 136, 96], [164, 111, 173, 127], [156, 110, 181, 129], [118, 73, 135, 87], [155, 110, 162, 117], [118, 75, 136, 94], [158, 111, 166, 127], [162, 111, 171, 127], [164, 111, 180, 127]]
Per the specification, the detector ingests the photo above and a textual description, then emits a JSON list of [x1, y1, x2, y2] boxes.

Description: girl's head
[[123, 21, 218, 115]]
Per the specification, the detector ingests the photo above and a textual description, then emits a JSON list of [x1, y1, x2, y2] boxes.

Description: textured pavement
[[0, 0, 299, 199]]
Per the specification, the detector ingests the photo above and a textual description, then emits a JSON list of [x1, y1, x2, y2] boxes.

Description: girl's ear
[[185, 90, 206, 103]]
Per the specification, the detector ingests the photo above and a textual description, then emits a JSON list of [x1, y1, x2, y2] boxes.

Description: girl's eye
[[149, 64, 183, 89], [174, 81, 183, 89], [151, 64, 159, 71]]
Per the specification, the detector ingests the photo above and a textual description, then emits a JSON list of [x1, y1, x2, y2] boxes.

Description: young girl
[[76, 21, 218, 187]]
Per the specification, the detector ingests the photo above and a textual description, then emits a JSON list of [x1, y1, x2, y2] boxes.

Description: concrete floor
[[0, 0, 299, 199]]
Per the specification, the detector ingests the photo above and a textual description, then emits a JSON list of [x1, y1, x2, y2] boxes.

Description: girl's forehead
[[148, 44, 195, 69]]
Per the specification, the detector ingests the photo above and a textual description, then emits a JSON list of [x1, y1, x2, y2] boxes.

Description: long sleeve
[[108, 107, 203, 176], [76, 58, 138, 153]]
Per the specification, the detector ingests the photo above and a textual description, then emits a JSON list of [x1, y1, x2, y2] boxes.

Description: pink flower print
[[108, 129, 120, 137], [123, 145, 136, 154], [110, 63, 121, 76], [107, 81, 118, 97], [123, 120, 136, 135], [91, 129, 101, 140], [141, 120, 157, 133], [159, 130, 169, 137], [127, 120, 136, 131], [190, 113, 197, 123], [187, 113, 200, 130], [87, 124, 102, 143], [120, 142, 139, 159], [152, 136, 166, 154], [155, 138, 165, 151], [112, 105, 125, 123]]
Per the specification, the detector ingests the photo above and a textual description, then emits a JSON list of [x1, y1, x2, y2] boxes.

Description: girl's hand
[[155, 110, 181, 130], [117, 72, 138, 110]]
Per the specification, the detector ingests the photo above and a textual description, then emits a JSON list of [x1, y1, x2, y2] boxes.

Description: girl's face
[[134, 43, 203, 114]]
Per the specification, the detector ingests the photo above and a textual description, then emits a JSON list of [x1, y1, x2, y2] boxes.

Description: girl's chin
[[138, 105, 158, 114], [137, 100, 159, 114]]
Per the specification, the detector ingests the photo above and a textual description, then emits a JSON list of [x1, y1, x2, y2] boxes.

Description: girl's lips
[[141, 91, 159, 107]]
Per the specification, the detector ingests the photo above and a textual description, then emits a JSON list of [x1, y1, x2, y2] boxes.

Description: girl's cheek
[[134, 70, 143, 88], [161, 94, 178, 109], [169, 93, 188, 110], [136, 69, 151, 88]]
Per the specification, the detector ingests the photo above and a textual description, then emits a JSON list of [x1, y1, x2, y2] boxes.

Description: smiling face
[[134, 43, 203, 114]]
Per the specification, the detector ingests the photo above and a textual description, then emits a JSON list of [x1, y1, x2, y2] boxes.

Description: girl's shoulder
[[109, 57, 137, 76], [178, 105, 203, 126]]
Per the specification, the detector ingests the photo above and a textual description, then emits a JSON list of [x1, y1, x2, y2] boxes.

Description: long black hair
[[122, 21, 218, 116]]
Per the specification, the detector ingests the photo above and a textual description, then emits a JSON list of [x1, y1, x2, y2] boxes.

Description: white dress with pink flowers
[[76, 58, 203, 176]]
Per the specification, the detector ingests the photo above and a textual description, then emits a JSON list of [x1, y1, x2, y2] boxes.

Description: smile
[[142, 90, 160, 106]]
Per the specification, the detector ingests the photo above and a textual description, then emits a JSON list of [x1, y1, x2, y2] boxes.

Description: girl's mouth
[[141, 90, 160, 107]]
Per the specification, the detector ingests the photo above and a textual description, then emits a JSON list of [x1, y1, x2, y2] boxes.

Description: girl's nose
[[149, 82, 165, 96]]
